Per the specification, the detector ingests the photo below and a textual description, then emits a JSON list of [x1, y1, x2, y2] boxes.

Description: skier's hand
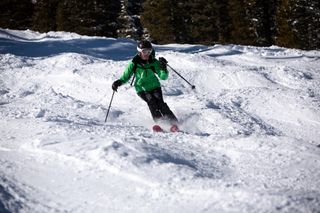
[[159, 57, 168, 71], [112, 79, 122, 91]]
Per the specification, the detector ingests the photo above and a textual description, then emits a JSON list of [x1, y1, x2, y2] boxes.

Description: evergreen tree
[[275, 0, 300, 48], [0, 0, 34, 30], [274, 0, 320, 49], [34, 0, 120, 37], [141, 0, 180, 43], [117, 0, 144, 40], [307, 0, 320, 49], [247, 0, 276, 46], [56, 0, 120, 37], [32, 0, 60, 32], [56, 0, 73, 33], [170, 1, 192, 43], [228, 0, 256, 45], [57, 0, 97, 35], [290, 0, 320, 49], [261, 0, 277, 46], [216, 0, 232, 43], [186, 0, 219, 44], [141, 0, 174, 43], [98, 0, 121, 37]]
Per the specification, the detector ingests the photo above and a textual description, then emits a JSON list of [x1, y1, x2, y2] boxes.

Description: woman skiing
[[112, 40, 178, 132]]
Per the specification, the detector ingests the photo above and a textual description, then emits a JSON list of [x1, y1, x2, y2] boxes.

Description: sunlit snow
[[1, 28, 320, 213]]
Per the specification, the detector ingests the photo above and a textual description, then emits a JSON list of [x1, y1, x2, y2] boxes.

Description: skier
[[112, 40, 179, 132]]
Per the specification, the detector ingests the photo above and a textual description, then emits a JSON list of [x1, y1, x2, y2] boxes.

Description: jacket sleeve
[[119, 62, 134, 83], [155, 60, 169, 80]]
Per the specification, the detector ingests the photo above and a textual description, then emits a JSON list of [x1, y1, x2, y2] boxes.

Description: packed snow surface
[[1, 28, 320, 213]]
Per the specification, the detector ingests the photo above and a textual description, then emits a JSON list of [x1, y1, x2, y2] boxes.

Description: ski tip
[[152, 125, 163, 132], [152, 124, 180, 133], [170, 124, 179, 132]]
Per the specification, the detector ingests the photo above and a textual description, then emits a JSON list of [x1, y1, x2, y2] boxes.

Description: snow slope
[[1, 28, 320, 213]]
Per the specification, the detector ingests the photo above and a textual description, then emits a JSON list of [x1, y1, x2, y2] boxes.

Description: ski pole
[[104, 90, 116, 122], [167, 64, 196, 89]]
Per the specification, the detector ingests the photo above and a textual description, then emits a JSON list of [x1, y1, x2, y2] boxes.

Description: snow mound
[[1, 29, 320, 213]]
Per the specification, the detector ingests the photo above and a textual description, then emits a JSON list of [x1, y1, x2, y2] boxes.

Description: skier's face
[[139, 48, 152, 60]]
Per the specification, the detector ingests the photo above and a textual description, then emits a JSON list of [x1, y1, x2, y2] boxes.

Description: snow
[[1, 28, 320, 213]]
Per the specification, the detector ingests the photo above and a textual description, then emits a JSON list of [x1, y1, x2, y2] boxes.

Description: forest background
[[0, 0, 319, 50]]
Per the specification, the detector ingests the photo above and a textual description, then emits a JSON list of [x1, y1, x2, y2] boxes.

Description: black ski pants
[[138, 87, 178, 124]]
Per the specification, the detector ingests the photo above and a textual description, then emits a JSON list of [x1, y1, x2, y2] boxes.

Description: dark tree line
[[142, 0, 320, 49], [0, 0, 34, 30], [31, 0, 121, 37], [0, 0, 319, 49]]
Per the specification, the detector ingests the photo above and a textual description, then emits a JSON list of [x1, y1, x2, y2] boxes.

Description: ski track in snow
[[1, 29, 320, 212]]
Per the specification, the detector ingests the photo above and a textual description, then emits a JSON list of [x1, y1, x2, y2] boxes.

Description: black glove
[[112, 79, 122, 91], [159, 57, 168, 70]]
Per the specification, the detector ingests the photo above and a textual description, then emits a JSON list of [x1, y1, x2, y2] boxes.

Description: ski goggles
[[137, 47, 153, 54]]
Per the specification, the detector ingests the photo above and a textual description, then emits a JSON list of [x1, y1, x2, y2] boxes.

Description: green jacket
[[119, 52, 168, 93]]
